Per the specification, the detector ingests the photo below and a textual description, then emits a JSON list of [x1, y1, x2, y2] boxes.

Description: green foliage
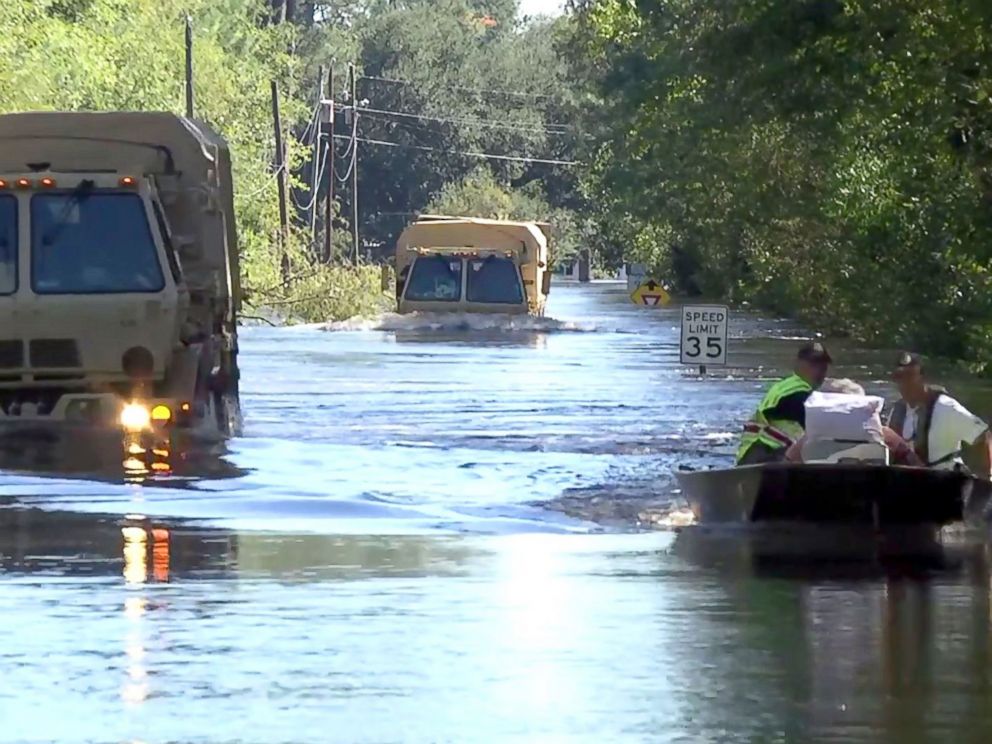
[[249, 259, 392, 322], [426, 167, 585, 265], [0, 0, 321, 315], [350, 1, 582, 249], [571, 0, 992, 369], [0, 0, 584, 320]]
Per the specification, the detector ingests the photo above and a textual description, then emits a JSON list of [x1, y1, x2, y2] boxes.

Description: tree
[[427, 167, 584, 265], [568, 0, 992, 367]]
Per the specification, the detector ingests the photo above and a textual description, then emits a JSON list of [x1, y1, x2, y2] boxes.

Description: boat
[[675, 461, 991, 528]]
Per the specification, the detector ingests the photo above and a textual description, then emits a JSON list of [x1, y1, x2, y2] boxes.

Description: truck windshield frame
[[404, 255, 463, 302], [465, 255, 524, 305], [0, 194, 16, 296], [31, 192, 166, 295]]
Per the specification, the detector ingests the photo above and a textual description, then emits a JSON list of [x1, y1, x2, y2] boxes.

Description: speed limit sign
[[680, 305, 728, 366]]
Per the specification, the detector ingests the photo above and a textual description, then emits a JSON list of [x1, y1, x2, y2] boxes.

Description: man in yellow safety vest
[[736, 342, 833, 465]]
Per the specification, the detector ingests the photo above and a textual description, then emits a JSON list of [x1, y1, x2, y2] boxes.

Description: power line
[[299, 99, 323, 146], [336, 83, 360, 185], [239, 164, 286, 200], [360, 74, 557, 101], [337, 125, 356, 160], [357, 106, 570, 136], [336, 113, 358, 183], [331, 134, 579, 166], [294, 137, 330, 213]]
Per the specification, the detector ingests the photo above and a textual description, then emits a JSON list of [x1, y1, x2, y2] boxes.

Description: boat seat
[[801, 439, 889, 465]]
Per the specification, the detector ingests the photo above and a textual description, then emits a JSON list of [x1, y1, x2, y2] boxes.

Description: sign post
[[680, 304, 729, 374], [626, 262, 648, 293]]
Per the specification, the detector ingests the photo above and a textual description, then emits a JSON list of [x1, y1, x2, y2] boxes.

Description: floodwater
[[3, 282, 992, 742]]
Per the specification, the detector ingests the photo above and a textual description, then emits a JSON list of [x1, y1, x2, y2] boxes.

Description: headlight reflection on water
[[122, 526, 148, 585], [122, 439, 173, 482], [122, 523, 170, 586], [122, 595, 149, 706], [121, 523, 171, 707]]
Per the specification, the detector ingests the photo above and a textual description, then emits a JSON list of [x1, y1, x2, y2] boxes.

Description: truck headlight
[[120, 403, 151, 431]]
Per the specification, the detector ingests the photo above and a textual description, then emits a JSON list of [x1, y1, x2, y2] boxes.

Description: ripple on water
[[320, 311, 612, 334], [5, 283, 992, 742]]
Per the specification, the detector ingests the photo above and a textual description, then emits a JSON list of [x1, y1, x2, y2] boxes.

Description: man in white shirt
[[885, 352, 992, 476]]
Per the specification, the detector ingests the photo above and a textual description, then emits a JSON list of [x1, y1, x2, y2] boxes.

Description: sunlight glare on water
[[4, 282, 992, 742]]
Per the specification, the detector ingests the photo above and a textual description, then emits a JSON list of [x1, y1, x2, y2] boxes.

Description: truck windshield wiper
[[40, 179, 95, 247]]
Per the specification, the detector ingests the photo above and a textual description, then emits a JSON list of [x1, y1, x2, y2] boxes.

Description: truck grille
[[29, 339, 81, 368], [0, 340, 23, 368]]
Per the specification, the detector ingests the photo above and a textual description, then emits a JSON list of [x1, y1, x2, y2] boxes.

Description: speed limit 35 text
[[683, 309, 726, 336]]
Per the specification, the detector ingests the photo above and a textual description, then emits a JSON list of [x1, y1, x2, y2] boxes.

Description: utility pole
[[310, 64, 324, 245], [271, 80, 290, 279], [323, 64, 335, 264], [184, 16, 194, 118], [349, 62, 359, 266]]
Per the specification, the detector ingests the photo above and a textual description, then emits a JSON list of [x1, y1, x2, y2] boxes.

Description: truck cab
[[0, 112, 241, 445], [395, 216, 552, 316]]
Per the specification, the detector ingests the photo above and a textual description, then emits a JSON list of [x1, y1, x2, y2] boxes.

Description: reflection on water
[[3, 513, 992, 741], [0, 427, 247, 487], [4, 283, 992, 530], [4, 283, 992, 740]]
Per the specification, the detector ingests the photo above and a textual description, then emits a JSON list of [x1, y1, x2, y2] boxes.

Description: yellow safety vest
[[735, 374, 813, 463]]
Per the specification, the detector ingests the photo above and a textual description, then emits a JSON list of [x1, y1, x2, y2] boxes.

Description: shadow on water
[[664, 528, 992, 743], [0, 429, 249, 487], [0, 507, 479, 582], [3, 511, 992, 740], [670, 524, 988, 580], [9, 283, 992, 741]]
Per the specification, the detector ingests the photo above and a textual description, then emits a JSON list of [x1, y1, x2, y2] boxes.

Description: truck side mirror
[[541, 271, 552, 296]]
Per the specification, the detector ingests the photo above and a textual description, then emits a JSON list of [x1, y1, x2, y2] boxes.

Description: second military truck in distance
[[394, 215, 552, 316], [0, 111, 241, 441]]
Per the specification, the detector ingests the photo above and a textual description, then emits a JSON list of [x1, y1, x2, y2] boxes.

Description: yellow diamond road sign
[[630, 279, 671, 307]]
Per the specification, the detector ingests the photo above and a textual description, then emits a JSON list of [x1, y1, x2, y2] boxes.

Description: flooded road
[[3, 282, 992, 742]]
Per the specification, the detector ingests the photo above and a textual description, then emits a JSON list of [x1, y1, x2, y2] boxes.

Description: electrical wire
[[336, 143, 357, 183], [357, 106, 570, 136], [239, 164, 286, 200], [298, 100, 323, 146], [360, 74, 556, 101], [294, 139, 330, 213], [335, 103, 359, 183], [331, 134, 579, 166]]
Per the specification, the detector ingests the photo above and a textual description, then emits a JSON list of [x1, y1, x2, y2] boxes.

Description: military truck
[[0, 112, 241, 440], [395, 215, 552, 316]]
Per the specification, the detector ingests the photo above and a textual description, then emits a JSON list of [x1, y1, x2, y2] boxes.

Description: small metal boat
[[675, 462, 991, 528]]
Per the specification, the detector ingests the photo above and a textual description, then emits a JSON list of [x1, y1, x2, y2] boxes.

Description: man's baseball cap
[[797, 342, 832, 364], [892, 351, 923, 377]]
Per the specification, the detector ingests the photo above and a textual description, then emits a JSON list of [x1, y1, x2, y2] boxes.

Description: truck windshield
[[466, 256, 524, 304], [31, 192, 165, 294], [0, 195, 15, 295], [405, 255, 462, 302]]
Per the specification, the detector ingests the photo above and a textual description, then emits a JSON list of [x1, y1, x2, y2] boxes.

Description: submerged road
[[2, 282, 992, 742]]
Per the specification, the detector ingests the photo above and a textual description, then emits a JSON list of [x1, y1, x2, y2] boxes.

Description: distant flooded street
[[3, 282, 992, 742]]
